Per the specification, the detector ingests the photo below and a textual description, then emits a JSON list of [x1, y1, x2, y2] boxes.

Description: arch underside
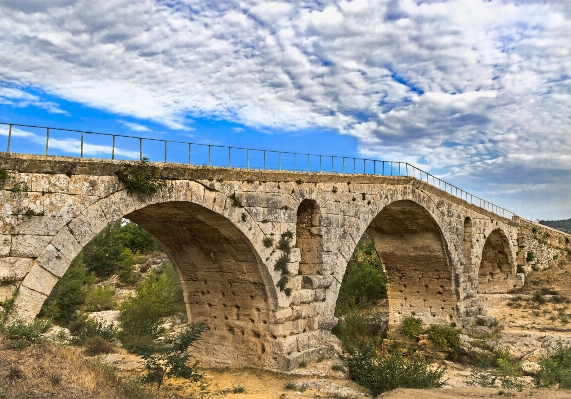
[[126, 201, 274, 367], [478, 229, 515, 294], [366, 200, 457, 327]]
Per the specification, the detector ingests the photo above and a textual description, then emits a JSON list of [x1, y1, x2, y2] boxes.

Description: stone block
[[0, 284, 17, 302], [0, 257, 32, 283], [10, 235, 51, 257], [35, 244, 71, 278], [21, 263, 59, 296], [0, 234, 11, 256], [11, 285, 48, 322], [290, 289, 315, 306], [50, 227, 83, 264]]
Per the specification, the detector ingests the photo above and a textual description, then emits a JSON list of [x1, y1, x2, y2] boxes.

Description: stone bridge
[[1, 153, 567, 370]]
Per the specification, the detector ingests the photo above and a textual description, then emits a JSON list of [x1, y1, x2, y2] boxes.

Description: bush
[[0, 318, 50, 349], [401, 317, 423, 340], [336, 235, 387, 315], [84, 285, 117, 312], [83, 336, 116, 356], [119, 261, 185, 346], [526, 251, 535, 262], [427, 324, 461, 358], [115, 157, 166, 195], [534, 341, 571, 389], [39, 254, 90, 326], [332, 309, 386, 348], [139, 323, 207, 392], [69, 316, 117, 345], [342, 340, 445, 396]]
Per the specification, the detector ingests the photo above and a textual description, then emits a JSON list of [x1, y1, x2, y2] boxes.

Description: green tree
[[120, 261, 185, 344], [336, 234, 387, 315], [39, 253, 90, 325]]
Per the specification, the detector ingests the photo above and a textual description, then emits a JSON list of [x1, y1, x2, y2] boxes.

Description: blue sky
[[1, 0, 570, 220]]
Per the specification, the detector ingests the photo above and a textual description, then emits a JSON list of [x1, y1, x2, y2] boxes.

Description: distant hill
[[539, 218, 571, 233]]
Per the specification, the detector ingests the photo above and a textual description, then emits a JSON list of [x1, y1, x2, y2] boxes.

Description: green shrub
[[69, 316, 117, 344], [39, 254, 90, 325], [534, 341, 571, 389], [336, 235, 387, 315], [401, 317, 423, 340], [332, 308, 387, 351], [0, 318, 50, 349], [139, 323, 207, 393], [83, 336, 116, 356], [0, 170, 10, 188], [119, 261, 185, 346], [262, 237, 274, 248], [526, 251, 535, 262], [115, 157, 166, 195], [84, 285, 117, 312], [342, 340, 445, 396], [427, 324, 461, 357]]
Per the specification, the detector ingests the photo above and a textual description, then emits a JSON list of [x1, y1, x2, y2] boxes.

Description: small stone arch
[[295, 199, 323, 275], [478, 228, 516, 294], [365, 199, 457, 327]]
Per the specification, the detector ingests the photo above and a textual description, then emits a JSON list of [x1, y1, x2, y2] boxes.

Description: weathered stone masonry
[[1, 153, 569, 370]]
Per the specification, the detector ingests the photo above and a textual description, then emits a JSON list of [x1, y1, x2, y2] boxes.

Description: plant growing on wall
[[0, 170, 10, 188], [274, 231, 293, 296], [115, 157, 166, 195]]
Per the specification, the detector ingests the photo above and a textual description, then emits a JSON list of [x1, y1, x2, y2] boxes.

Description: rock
[[88, 310, 121, 326], [475, 315, 498, 327], [521, 361, 540, 375], [42, 325, 72, 343]]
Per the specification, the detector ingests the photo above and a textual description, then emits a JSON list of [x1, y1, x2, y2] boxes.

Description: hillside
[[539, 218, 571, 233]]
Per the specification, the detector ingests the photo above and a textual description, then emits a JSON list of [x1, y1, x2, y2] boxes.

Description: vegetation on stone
[[115, 157, 166, 195], [401, 316, 423, 340], [534, 341, 571, 389]]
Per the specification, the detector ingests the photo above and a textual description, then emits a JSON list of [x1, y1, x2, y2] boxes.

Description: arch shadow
[[477, 228, 516, 294]]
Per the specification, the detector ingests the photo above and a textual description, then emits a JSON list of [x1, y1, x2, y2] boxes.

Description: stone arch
[[295, 199, 323, 275], [478, 228, 516, 294], [12, 186, 279, 368], [364, 199, 457, 327]]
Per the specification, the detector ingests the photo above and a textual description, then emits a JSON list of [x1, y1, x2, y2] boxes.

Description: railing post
[[247, 149, 250, 169], [164, 141, 168, 163], [45, 128, 50, 155], [374, 160, 376, 175], [353, 157, 356, 174], [319, 155, 322, 173], [188, 143, 192, 164], [391, 162, 393, 176], [264, 150, 266, 170], [363, 159, 366, 175], [228, 147, 231, 168], [307, 154, 310, 172], [112, 135, 116, 160], [208, 145, 211, 166], [80, 131, 84, 158], [279, 152, 282, 170], [294, 153, 296, 171], [7, 124, 12, 152], [342, 157, 345, 174], [139, 138, 143, 160], [331, 157, 334, 173]]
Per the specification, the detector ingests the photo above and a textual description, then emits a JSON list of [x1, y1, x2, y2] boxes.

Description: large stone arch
[[327, 189, 459, 330], [366, 200, 457, 327], [11, 181, 280, 368], [477, 228, 516, 294]]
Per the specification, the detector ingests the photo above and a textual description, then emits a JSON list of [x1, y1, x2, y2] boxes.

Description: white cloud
[[0, 87, 69, 115], [119, 121, 151, 132], [1, 0, 571, 217]]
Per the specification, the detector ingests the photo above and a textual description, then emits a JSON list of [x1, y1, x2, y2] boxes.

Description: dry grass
[[0, 336, 153, 399]]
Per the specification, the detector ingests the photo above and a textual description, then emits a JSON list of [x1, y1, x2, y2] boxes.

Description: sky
[[1, 0, 570, 220]]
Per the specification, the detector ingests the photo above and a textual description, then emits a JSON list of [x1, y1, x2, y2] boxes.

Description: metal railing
[[0, 122, 515, 219]]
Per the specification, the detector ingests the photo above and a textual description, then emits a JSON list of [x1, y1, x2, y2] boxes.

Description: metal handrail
[[0, 122, 515, 219]]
